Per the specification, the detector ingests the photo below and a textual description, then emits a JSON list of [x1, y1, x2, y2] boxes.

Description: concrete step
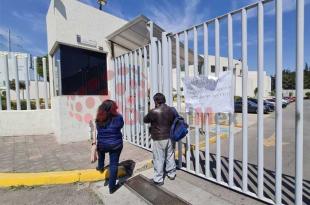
[[140, 169, 266, 205], [91, 162, 265, 205]]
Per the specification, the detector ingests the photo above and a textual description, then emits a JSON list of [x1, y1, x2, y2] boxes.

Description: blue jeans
[[97, 145, 123, 190]]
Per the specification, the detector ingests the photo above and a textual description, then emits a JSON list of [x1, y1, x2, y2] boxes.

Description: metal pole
[[257, 2, 264, 198], [215, 18, 221, 182], [13, 55, 21, 110], [2, 54, 11, 110], [203, 23, 210, 178], [125, 54, 130, 142], [184, 30, 191, 172], [43, 58, 48, 109], [33, 57, 40, 109], [295, 0, 304, 204], [228, 13, 235, 188], [168, 36, 173, 106], [129, 52, 135, 143], [150, 37, 158, 107], [158, 41, 162, 93], [162, 32, 169, 101], [241, 8, 248, 192], [24, 57, 30, 110], [193, 26, 200, 175], [176, 34, 182, 168], [275, 0, 283, 204], [143, 47, 150, 149], [139, 49, 144, 147]]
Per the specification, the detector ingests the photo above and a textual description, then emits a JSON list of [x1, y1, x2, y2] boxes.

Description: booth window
[[53, 45, 107, 95]]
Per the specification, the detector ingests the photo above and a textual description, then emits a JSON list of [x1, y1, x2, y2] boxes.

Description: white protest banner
[[183, 71, 233, 113]]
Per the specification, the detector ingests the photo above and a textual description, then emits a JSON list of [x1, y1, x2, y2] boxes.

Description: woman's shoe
[[96, 167, 104, 172]]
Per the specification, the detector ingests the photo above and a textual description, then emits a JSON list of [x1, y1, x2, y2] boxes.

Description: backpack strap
[[170, 106, 179, 118]]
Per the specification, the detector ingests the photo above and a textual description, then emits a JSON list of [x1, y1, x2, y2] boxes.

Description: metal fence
[[0, 54, 50, 110], [113, 0, 305, 204]]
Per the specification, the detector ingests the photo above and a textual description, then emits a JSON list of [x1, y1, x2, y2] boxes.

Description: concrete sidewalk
[[0, 135, 152, 173]]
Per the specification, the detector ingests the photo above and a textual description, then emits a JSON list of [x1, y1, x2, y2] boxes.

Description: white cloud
[[12, 11, 46, 33], [0, 25, 45, 55], [145, 0, 210, 33]]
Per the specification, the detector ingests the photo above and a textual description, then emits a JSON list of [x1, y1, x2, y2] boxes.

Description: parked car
[[248, 98, 274, 112], [235, 100, 268, 114], [266, 98, 287, 108]]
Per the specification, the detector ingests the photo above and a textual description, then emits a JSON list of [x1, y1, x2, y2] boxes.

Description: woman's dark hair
[[153, 93, 166, 105], [96, 100, 118, 127]]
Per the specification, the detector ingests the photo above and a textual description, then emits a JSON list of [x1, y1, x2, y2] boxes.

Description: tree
[[306, 92, 310, 99], [36, 55, 49, 81], [9, 79, 26, 99], [254, 87, 258, 97]]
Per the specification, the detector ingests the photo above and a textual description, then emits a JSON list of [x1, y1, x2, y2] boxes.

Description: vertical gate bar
[[228, 13, 235, 187], [204, 23, 209, 75], [184, 30, 191, 171], [168, 36, 173, 106], [143, 46, 150, 149], [125, 54, 130, 142], [139, 49, 144, 148], [176, 34, 182, 168], [162, 32, 169, 103], [295, 0, 304, 204], [42, 58, 48, 109], [257, 2, 264, 198], [203, 22, 210, 178], [13, 55, 21, 110], [151, 37, 158, 107], [241, 8, 248, 192], [116, 58, 120, 107], [193, 26, 200, 175], [130, 52, 134, 143], [275, 0, 283, 204], [151, 38, 158, 149], [3, 54, 11, 110], [122, 56, 126, 118], [133, 51, 137, 144], [115, 58, 118, 105], [24, 57, 30, 110], [158, 41, 162, 93], [215, 18, 221, 182], [112, 59, 116, 101], [118, 57, 121, 112], [33, 57, 40, 110], [134, 50, 140, 145]]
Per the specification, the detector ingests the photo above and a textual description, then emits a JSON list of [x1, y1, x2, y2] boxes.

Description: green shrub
[[306, 92, 310, 99]]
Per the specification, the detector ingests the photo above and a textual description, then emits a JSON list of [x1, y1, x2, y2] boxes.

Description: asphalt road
[[220, 100, 310, 180]]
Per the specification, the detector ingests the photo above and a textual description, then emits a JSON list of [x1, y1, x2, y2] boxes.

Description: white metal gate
[[113, 0, 306, 204]]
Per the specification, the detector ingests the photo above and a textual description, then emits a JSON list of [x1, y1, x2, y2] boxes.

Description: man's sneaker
[[109, 184, 120, 194], [167, 175, 176, 180], [152, 180, 164, 186]]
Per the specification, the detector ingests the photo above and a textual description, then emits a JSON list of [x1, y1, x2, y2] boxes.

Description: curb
[[0, 166, 126, 187]]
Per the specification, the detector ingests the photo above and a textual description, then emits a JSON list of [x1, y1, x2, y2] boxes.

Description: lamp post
[[97, 0, 107, 10]]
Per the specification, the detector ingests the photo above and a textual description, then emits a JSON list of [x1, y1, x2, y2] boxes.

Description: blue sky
[[0, 0, 309, 75]]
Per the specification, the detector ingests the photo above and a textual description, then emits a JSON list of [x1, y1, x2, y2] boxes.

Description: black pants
[[97, 145, 123, 190]]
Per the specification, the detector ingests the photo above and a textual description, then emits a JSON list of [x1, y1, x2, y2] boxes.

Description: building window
[[211, 65, 215, 73], [53, 44, 108, 95], [223, 66, 228, 71]]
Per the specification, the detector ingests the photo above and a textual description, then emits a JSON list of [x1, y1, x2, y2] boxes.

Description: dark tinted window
[[211, 65, 215, 73], [59, 45, 107, 95]]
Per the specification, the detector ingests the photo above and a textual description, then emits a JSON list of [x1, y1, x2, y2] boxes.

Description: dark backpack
[[170, 108, 189, 141]]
